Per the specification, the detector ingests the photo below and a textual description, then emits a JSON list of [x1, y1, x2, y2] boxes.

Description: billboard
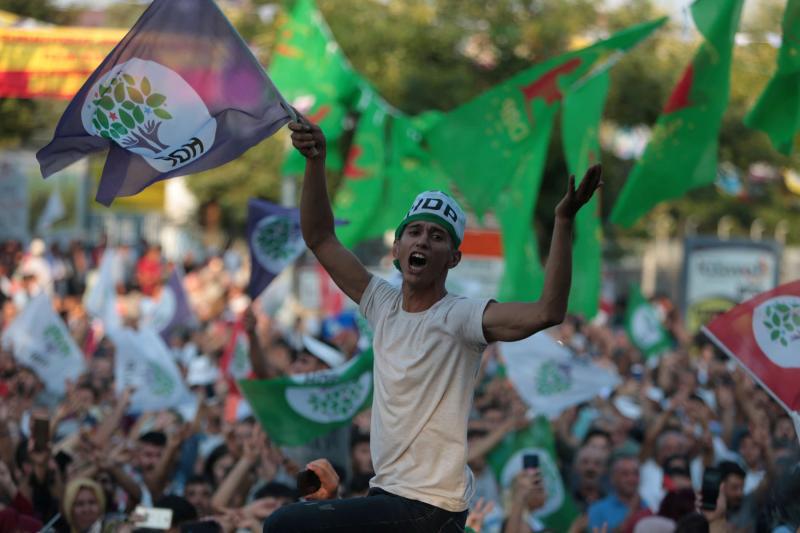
[[681, 237, 781, 333]]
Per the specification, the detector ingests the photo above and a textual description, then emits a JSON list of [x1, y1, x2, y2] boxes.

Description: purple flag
[[246, 199, 306, 299], [159, 268, 194, 338], [36, 0, 292, 206]]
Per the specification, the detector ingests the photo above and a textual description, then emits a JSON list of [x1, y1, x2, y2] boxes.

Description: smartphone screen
[[134, 506, 173, 530], [701, 467, 722, 510], [523, 453, 539, 470], [296, 469, 321, 496], [32, 418, 50, 452]]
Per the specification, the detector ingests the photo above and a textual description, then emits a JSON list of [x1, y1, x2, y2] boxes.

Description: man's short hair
[[609, 450, 639, 470], [581, 428, 612, 447], [154, 495, 198, 527], [351, 431, 371, 448], [718, 460, 746, 482], [138, 431, 167, 447], [184, 474, 213, 488]]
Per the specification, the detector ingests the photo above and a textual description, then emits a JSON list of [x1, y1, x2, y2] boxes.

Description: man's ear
[[392, 240, 399, 261], [448, 250, 462, 269]]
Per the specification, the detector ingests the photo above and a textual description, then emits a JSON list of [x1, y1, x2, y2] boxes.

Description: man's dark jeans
[[262, 487, 468, 533]]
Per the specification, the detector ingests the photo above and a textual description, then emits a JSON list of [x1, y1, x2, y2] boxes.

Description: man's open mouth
[[409, 252, 427, 268]]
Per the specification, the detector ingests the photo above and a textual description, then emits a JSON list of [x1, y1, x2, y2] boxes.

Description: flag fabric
[[498, 332, 620, 419], [427, 18, 665, 218], [702, 280, 800, 413], [333, 89, 389, 248], [108, 326, 192, 413], [562, 71, 609, 319], [239, 349, 374, 446], [487, 417, 579, 532], [246, 198, 306, 299], [35, 187, 66, 234], [610, 0, 744, 227], [84, 247, 120, 328], [140, 268, 194, 339], [744, 0, 800, 155], [220, 320, 253, 382], [36, 0, 292, 206], [1, 292, 85, 395], [270, 0, 360, 175], [625, 284, 672, 360]]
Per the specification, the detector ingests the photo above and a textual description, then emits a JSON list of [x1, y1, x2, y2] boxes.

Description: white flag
[[35, 187, 66, 234], [108, 326, 192, 413], [500, 332, 621, 419], [84, 248, 120, 328], [1, 293, 85, 394]]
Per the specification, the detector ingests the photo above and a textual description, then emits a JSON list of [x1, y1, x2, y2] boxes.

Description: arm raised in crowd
[[289, 119, 371, 304], [211, 428, 264, 511], [482, 166, 602, 343]]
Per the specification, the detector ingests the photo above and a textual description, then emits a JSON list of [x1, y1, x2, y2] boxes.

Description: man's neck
[[401, 282, 447, 312]]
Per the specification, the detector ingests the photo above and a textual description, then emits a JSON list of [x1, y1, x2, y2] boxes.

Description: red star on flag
[[109, 112, 117, 121]]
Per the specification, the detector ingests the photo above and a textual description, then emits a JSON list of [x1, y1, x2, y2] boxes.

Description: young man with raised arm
[[263, 119, 602, 533]]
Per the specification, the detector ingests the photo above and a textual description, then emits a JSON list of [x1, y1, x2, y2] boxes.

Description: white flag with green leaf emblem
[[499, 331, 620, 419], [2, 292, 85, 395], [108, 326, 192, 412]]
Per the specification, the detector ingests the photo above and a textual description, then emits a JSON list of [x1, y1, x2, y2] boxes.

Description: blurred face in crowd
[[481, 407, 506, 429], [212, 453, 235, 487], [185, 481, 213, 516], [288, 351, 328, 376], [656, 431, 688, 466], [611, 457, 640, 499], [352, 440, 373, 475], [722, 474, 744, 510], [739, 435, 762, 469], [584, 434, 612, 456], [72, 487, 102, 531], [574, 446, 607, 483], [226, 420, 255, 458], [136, 442, 164, 474]]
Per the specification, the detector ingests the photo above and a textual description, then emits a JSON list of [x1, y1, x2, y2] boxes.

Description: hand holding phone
[[296, 469, 321, 497], [133, 506, 173, 530], [700, 467, 722, 511], [32, 417, 50, 453]]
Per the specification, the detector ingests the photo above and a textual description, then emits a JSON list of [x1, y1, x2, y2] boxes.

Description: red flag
[[702, 280, 800, 412], [219, 320, 253, 386]]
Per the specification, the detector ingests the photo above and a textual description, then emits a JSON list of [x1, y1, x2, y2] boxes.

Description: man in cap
[[263, 116, 601, 532]]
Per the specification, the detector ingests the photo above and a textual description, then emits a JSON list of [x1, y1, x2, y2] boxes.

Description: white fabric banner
[[500, 331, 621, 419], [1, 292, 85, 394], [109, 326, 192, 413]]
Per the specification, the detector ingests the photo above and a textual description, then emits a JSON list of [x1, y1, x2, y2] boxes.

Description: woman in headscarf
[[62, 478, 105, 533]]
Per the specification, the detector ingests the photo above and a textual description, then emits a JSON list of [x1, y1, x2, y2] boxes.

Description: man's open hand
[[555, 163, 603, 220], [288, 117, 326, 160]]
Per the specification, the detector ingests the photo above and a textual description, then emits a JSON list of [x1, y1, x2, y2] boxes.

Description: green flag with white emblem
[[488, 417, 578, 532], [239, 349, 374, 446], [625, 284, 672, 360]]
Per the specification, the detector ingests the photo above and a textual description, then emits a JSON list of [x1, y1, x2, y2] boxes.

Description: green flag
[[488, 417, 578, 532], [562, 71, 610, 318], [624, 285, 671, 360], [239, 349, 374, 446], [269, 0, 360, 173], [427, 18, 666, 218], [334, 89, 389, 248], [496, 112, 553, 302], [610, 0, 744, 227], [744, 0, 800, 155]]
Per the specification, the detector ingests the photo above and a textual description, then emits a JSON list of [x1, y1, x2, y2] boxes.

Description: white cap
[[302, 335, 346, 368], [395, 191, 466, 248]]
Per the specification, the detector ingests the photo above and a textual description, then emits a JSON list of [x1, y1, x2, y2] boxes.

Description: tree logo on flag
[[500, 447, 565, 517], [251, 215, 306, 273], [81, 58, 217, 173], [535, 361, 571, 395], [146, 361, 176, 397], [42, 325, 71, 358], [285, 371, 372, 423], [231, 334, 251, 380], [753, 296, 800, 367], [631, 305, 663, 348]]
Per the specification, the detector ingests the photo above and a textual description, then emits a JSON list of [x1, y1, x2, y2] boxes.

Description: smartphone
[[32, 417, 50, 452], [700, 467, 722, 511], [134, 506, 173, 530], [296, 469, 321, 496], [523, 453, 539, 470]]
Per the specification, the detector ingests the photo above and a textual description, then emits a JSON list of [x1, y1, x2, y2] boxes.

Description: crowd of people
[[0, 235, 799, 532]]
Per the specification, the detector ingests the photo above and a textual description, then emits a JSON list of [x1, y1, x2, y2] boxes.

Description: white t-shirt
[[360, 276, 490, 512]]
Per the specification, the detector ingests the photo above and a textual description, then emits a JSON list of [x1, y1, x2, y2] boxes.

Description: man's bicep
[[481, 300, 553, 343], [312, 236, 372, 304]]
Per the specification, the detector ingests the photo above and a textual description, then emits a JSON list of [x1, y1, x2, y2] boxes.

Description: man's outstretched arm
[[289, 119, 371, 304], [482, 164, 603, 343]]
